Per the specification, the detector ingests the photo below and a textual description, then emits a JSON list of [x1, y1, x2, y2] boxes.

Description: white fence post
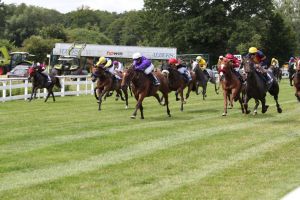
[[76, 77, 80, 96], [24, 79, 28, 100], [2, 81, 7, 102], [0, 75, 91, 102], [61, 77, 65, 97]]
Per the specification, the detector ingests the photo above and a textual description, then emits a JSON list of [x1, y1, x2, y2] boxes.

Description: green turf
[[0, 79, 299, 200]]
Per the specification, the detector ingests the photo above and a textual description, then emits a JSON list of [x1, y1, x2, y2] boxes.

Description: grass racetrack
[[0, 79, 299, 200]]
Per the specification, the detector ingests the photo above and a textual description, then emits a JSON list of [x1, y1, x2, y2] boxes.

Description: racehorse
[[192, 66, 219, 100], [161, 67, 193, 111], [91, 66, 128, 111], [293, 58, 300, 101], [121, 67, 171, 119], [242, 57, 282, 114], [218, 58, 244, 116], [288, 62, 296, 86], [28, 66, 61, 102]]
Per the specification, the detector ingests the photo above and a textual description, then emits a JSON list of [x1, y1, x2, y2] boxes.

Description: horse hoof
[[176, 98, 180, 101], [222, 113, 227, 116], [253, 111, 257, 115], [125, 106, 128, 109], [115, 98, 119, 101], [246, 110, 251, 114], [277, 107, 282, 113], [130, 115, 136, 119], [262, 105, 269, 114]]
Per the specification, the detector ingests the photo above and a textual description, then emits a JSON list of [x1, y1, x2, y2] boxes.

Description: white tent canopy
[[52, 43, 177, 60]]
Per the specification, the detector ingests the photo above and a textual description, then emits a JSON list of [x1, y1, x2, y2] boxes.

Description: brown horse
[[218, 58, 244, 116], [121, 67, 171, 119], [161, 67, 193, 111], [91, 66, 128, 111], [293, 58, 300, 101], [28, 66, 61, 102]]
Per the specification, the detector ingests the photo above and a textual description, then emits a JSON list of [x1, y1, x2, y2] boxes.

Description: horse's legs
[[44, 89, 51, 102], [121, 86, 129, 109], [185, 83, 193, 100], [222, 90, 228, 116], [29, 87, 37, 101], [94, 88, 98, 100], [213, 80, 219, 95], [202, 82, 207, 100], [261, 98, 269, 114], [243, 94, 251, 114], [175, 91, 180, 101], [253, 99, 260, 115], [51, 90, 56, 102], [179, 88, 186, 112], [153, 93, 163, 105], [140, 103, 144, 119], [162, 92, 171, 117], [131, 93, 145, 119], [289, 77, 293, 86]]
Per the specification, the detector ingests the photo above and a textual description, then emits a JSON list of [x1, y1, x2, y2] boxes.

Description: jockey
[[225, 53, 243, 82], [288, 56, 296, 70], [248, 47, 272, 85], [168, 58, 192, 83], [271, 57, 279, 68], [34, 62, 51, 84], [196, 56, 210, 77], [96, 56, 121, 81], [113, 60, 124, 72], [132, 52, 160, 86]]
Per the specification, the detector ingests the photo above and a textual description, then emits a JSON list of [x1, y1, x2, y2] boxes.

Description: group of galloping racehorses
[[90, 63, 219, 119], [87, 56, 300, 119], [28, 57, 300, 119]]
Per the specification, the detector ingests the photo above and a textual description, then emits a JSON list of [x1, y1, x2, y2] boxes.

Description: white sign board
[[52, 43, 177, 60]]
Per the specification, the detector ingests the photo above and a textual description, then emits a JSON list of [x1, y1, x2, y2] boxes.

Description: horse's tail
[[54, 77, 61, 88]]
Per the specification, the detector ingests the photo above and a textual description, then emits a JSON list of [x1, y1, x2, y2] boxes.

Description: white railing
[[0, 75, 95, 102]]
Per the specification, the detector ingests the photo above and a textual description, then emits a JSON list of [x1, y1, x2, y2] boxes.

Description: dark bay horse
[[243, 57, 282, 114], [161, 67, 193, 111], [121, 67, 171, 119], [91, 66, 128, 111], [293, 58, 300, 101], [192, 67, 219, 100], [28, 67, 61, 102], [218, 58, 244, 116]]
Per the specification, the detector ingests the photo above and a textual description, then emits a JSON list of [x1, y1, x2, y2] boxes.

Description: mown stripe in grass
[[0, 108, 298, 192], [0, 99, 295, 156]]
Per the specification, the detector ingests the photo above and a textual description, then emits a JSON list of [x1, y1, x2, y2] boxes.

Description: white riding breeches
[[144, 63, 154, 74]]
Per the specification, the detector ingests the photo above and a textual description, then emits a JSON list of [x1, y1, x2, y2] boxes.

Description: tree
[[22, 35, 61, 62], [264, 12, 297, 63], [39, 24, 67, 41], [65, 28, 113, 44], [0, 0, 7, 38], [4, 4, 63, 46]]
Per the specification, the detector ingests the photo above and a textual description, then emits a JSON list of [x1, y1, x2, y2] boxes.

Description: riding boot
[[147, 73, 160, 86], [264, 73, 273, 89], [182, 73, 191, 83]]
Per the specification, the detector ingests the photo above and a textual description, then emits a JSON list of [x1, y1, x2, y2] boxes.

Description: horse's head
[[218, 58, 232, 74], [91, 65, 106, 82], [121, 67, 134, 87], [242, 57, 255, 74]]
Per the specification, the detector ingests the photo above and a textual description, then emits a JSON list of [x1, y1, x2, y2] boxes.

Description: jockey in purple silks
[[132, 52, 160, 86]]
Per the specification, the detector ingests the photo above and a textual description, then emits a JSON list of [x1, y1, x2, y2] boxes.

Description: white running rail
[[0, 75, 95, 102]]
